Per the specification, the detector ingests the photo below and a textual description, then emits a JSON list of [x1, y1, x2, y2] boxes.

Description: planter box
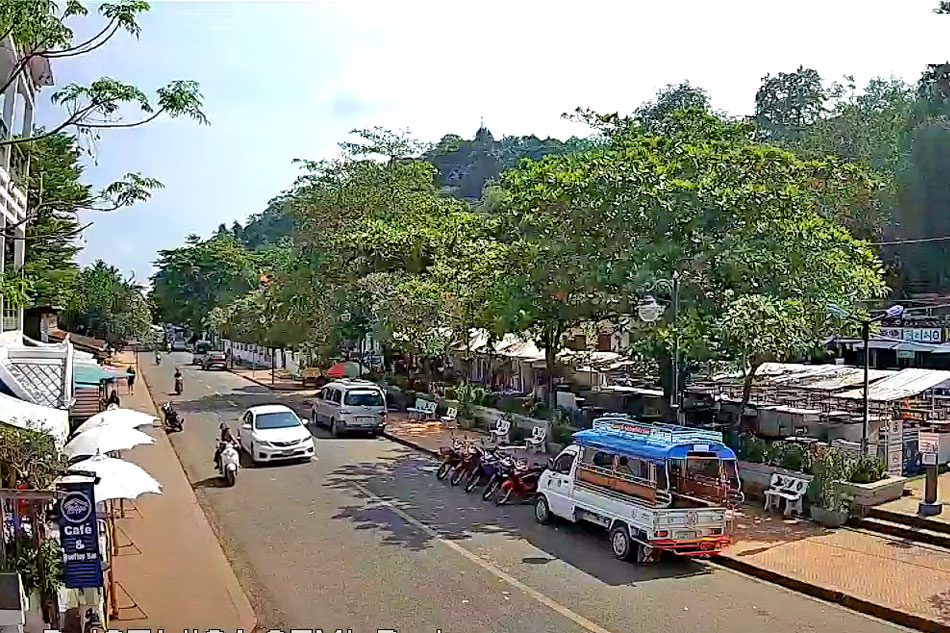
[[737, 460, 814, 501], [835, 476, 907, 511], [810, 505, 848, 527]]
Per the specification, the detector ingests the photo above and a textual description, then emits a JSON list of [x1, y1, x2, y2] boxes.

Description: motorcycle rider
[[213, 422, 237, 470], [155, 349, 162, 364], [173, 367, 183, 392]]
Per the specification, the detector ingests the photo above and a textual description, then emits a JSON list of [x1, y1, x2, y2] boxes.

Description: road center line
[[350, 482, 616, 633]]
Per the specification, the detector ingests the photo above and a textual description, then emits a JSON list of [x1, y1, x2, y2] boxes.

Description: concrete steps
[[850, 507, 950, 549]]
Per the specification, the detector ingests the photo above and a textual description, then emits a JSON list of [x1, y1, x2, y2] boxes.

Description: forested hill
[[227, 126, 593, 247], [423, 127, 593, 199]]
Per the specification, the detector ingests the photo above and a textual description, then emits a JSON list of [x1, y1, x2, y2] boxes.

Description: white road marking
[[227, 400, 238, 407], [351, 482, 616, 633]]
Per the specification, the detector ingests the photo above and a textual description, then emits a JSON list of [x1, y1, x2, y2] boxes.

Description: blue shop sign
[[57, 481, 102, 588]]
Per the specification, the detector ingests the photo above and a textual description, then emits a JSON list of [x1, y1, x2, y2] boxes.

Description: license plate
[[356, 417, 376, 426], [676, 531, 697, 539]]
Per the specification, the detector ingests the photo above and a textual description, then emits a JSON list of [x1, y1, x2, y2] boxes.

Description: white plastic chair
[[440, 407, 458, 429], [489, 418, 511, 444], [525, 425, 547, 453]]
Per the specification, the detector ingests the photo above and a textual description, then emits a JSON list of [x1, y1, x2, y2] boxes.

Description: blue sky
[[35, 0, 947, 282]]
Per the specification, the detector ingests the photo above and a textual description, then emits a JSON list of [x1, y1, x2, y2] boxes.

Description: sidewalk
[[108, 352, 256, 632], [386, 417, 950, 632], [877, 472, 950, 523], [383, 414, 546, 465], [228, 363, 310, 391], [719, 506, 950, 631]]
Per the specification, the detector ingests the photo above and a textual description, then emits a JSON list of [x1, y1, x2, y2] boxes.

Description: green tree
[[754, 66, 827, 143], [63, 259, 151, 345], [0, 0, 207, 148]]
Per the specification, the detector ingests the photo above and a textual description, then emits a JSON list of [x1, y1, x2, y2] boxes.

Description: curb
[[383, 430, 440, 457], [712, 554, 949, 633], [385, 422, 945, 633]]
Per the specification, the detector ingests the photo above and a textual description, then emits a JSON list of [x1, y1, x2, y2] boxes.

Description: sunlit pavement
[[141, 352, 906, 633]]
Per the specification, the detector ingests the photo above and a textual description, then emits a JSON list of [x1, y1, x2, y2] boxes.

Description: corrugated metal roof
[[838, 368, 950, 402]]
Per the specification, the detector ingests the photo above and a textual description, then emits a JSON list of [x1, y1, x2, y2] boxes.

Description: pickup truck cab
[[535, 415, 741, 563]]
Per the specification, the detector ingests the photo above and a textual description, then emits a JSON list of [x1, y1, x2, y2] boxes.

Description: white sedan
[[238, 404, 315, 464]]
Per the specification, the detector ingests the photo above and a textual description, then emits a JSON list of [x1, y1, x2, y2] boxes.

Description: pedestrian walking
[[127, 365, 136, 394]]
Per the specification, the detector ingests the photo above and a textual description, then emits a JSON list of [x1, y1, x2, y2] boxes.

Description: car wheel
[[534, 495, 552, 524], [609, 524, 634, 561]]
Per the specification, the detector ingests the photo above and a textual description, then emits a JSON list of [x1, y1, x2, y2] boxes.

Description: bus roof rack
[[591, 415, 724, 446]]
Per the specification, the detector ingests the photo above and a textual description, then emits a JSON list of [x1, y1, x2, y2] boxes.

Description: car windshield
[[344, 390, 384, 406], [255, 411, 300, 429]]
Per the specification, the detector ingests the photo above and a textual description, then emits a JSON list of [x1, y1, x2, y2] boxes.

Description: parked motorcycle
[[482, 455, 515, 501], [452, 444, 490, 486], [216, 440, 239, 486], [160, 402, 184, 432], [496, 462, 546, 505], [464, 446, 503, 493], [436, 440, 467, 480]]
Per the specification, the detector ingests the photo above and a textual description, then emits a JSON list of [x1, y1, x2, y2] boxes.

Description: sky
[[34, 0, 948, 283]]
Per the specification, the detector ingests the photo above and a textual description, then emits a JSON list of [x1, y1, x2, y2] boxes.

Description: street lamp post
[[828, 302, 904, 454]]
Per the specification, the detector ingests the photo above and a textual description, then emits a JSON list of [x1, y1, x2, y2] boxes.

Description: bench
[[489, 417, 511, 444], [440, 407, 458, 429], [407, 399, 437, 420], [763, 472, 808, 517], [525, 425, 547, 453]]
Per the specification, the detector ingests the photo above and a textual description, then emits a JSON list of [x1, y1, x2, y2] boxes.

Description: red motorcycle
[[436, 440, 467, 481], [496, 462, 546, 505]]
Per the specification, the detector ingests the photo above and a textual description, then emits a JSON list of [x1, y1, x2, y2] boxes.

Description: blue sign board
[[57, 481, 102, 588]]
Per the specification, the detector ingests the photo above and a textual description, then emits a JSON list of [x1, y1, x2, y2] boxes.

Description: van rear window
[[344, 390, 384, 406]]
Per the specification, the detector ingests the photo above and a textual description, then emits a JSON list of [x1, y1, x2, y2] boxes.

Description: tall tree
[[754, 66, 827, 143]]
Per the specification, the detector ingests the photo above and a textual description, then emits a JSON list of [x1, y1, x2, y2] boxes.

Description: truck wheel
[[534, 495, 552, 524], [609, 524, 634, 560]]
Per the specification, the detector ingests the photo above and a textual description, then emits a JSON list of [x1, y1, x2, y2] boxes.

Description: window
[[344, 389, 384, 406], [255, 411, 301, 429], [330, 389, 342, 404], [592, 451, 613, 468], [597, 332, 612, 352], [616, 456, 647, 480], [686, 454, 721, 479], [553, 452, 575, 473]]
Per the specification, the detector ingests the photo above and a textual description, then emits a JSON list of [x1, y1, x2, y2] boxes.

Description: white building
[[0, 34, 53, 333]]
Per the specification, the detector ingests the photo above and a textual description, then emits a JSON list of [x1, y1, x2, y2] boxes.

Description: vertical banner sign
[[887, 418, 904, 477], [57, 480, 103, 588]]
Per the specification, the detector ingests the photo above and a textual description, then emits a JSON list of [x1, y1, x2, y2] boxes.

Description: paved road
[[142, 353, 906, 633]]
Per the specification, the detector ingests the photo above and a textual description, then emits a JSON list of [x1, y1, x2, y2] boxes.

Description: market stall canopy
[[0, 391, 69, 446], [74, 364, 126, 386], [63, 454, 161, 501], [74, 408, 156, 435], [65, 426, 153, 459], [838, 368, 950, 402]]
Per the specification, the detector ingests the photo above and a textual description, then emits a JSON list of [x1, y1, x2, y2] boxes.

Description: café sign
[[874, 328, 943, 344]]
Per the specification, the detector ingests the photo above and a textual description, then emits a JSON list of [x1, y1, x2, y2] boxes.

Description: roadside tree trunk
[[733, 360, 762, 432]]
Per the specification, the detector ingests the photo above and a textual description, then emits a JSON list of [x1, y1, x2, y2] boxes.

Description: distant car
[[311, 379, 387, 437], [202, 351, 227, 370], [238, 404, 315, 464], [170, 339, 188, 352]]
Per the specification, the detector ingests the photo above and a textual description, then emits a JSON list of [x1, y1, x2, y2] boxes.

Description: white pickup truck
[[534, 417, 738, 563]]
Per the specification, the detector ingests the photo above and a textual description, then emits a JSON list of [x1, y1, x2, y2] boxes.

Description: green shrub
[[510, 425, 528, 443], [444, 386, 456, 400], [848, 454, 887, 483], [778, 444, 806, 472], [740, 437, 768, 463], [550, 424, 575, 445]]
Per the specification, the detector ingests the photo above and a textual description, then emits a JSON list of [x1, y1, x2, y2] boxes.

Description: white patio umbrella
[[64, 426, 154, 459], [74, 408, 157, 435], [66, 454, 162, 501]]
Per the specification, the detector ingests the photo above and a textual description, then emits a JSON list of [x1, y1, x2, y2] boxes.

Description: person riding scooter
[[213, 423, 237, 470], [155, 350, 162, 365], [173, 367, 183, 394]]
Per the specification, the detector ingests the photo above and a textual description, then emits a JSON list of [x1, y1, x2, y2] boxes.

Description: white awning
[[838, 368, 950, 402], [0, 391, 68, 446]]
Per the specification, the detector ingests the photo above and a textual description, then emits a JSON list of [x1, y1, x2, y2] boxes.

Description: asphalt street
[[141, 352, 906, 633]]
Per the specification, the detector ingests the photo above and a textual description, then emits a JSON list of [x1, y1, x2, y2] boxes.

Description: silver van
[[311, 379, 387, 437]]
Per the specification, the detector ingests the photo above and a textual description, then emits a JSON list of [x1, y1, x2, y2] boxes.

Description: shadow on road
[[323, 452, 710, 587], [193, 475, 230, 489]]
